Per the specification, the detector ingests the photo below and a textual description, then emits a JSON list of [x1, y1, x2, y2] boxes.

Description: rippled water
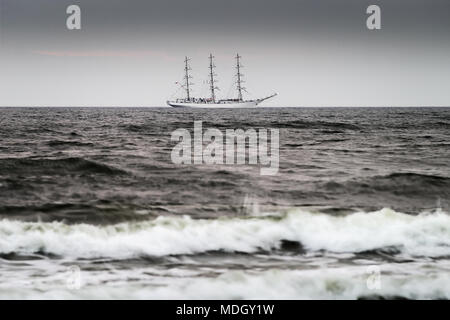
[[0, 107, 449, 299]]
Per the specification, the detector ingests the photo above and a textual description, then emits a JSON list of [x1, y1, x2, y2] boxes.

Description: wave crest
[[0, 208, 449, 259], [0, 157, 126, 175]]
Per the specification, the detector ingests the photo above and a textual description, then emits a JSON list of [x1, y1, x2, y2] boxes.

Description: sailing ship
[[167, 54, 277, 108]]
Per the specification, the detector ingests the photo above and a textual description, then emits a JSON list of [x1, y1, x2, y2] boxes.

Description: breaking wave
[[1, 208, 449, 259]]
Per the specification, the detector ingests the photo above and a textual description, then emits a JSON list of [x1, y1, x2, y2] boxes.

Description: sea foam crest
[[0, 208, 449, 259]]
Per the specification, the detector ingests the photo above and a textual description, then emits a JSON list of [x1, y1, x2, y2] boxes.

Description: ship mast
[[209, 54, 218, 102], [235, 53, 245, 101], [184, 56, 193, 101]]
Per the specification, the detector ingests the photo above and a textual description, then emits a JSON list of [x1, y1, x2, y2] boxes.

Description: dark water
[[1, 107, 449, 222], [0, 107, 449, 299]]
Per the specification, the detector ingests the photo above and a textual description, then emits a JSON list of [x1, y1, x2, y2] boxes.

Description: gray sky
[[0, 0, 449, 107]]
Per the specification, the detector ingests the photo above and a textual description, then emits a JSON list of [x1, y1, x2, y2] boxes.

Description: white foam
[[2, 261, 450, 299], [0, 208, 449, 259]]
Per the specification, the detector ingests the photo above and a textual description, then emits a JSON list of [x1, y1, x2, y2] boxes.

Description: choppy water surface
[[0, 107, 449, 299]]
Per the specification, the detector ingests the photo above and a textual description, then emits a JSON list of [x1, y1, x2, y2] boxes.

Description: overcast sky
[[0, 0, 449, 107]]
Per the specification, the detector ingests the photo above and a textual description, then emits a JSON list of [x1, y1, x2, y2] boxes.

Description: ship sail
[[167, 54, 277, 108]]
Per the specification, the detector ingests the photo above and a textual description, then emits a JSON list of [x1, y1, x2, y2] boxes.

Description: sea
[[0, 107, 449, 299]]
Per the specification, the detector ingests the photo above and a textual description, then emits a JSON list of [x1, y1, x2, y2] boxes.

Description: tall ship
[[167, 54, 277, 108]]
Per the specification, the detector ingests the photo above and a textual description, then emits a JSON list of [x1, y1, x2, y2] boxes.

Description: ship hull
[[167, 101, 259, 108]]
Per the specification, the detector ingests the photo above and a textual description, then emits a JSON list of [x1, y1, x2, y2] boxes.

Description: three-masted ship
[[167, 54, 277, 108]]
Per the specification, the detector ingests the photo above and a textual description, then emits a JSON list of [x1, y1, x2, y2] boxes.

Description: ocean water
[[0, 107, 449, 299]]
